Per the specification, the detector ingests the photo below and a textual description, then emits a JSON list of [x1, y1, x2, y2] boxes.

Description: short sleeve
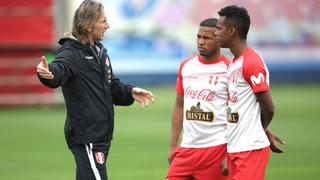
[[176, 62, 184, 94], [242, 51, 269, 93]]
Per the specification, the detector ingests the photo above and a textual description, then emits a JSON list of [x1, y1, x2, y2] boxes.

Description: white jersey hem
[[181, 140, 227, 148], [227, 143, 270, 153]]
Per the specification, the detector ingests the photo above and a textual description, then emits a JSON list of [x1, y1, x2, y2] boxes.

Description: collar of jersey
[[198, 54, 223, 65], [232, 47, 251, 63]]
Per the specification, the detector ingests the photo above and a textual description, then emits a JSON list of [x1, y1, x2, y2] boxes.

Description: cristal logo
[[185, 87, 214, 101], [250, 73, 264, 86]]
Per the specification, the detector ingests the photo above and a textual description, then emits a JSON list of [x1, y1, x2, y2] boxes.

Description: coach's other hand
[[132, 87, 154, 109], [37, 56, 54, 79]]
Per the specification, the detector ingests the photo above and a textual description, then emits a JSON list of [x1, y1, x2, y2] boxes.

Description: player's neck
[[230, 39, 248, 59], [201, 50, 221, 62], [201, 52, 221, 62]]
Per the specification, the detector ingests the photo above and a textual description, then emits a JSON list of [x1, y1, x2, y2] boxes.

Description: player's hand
[[221, 156, 229, 176], [132, 87, 154, 109], [266, 128, 286, 153], [37, 56, 54, 79], [167, 146, 177, 165]]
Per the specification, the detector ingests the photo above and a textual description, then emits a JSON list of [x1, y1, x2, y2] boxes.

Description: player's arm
[[168, 93, 184, 164], [255, 91, 275, 129], [265, 128, 286, 153], [256, 92, 285, 153]]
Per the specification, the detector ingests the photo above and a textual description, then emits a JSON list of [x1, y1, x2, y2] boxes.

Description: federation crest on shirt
[[95, 152, 105, 164], [105, 57, 110, 66]]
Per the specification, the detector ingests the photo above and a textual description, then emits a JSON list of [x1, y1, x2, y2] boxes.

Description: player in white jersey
[[215, 5, 285, 180], [166, 18, 230, 180]]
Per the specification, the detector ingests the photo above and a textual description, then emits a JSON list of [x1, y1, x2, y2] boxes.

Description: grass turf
[[0, 85, 319, 179]]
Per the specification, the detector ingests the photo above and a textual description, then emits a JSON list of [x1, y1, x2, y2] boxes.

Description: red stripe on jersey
[[176, 56, 194, 95]]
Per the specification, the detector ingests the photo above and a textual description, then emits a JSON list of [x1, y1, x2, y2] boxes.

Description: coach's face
[[215, 16, 231, 48], [197, 26, 219, 56], [90, 9, 109, 41]]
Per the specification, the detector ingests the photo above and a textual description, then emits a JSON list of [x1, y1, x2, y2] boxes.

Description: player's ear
[[229, 26, 236, 36], [85, 25, 93, 33]]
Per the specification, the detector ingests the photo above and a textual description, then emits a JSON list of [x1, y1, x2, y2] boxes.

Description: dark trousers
[[70, 141, 111, 180]]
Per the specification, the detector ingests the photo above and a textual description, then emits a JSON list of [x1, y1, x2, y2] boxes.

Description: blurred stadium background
[[0, 0, 319, 179]]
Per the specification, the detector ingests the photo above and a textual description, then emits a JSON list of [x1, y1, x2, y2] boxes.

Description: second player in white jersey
[[227, 48, 270, 153], [177, 54, 229, 148]]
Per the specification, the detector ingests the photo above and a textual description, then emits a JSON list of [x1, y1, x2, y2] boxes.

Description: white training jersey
[[176, 54, 229, 148], [227, 48, 270, 153]]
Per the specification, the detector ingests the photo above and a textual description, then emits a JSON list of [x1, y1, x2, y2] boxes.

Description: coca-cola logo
[[229, 90, 237, 103], [185, 87, 215, 101]]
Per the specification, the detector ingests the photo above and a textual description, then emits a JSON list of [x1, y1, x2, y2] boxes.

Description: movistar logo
[[250, 73, 264, 86]]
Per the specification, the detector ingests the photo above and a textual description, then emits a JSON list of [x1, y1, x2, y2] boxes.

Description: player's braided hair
[[218, 5, 250, 40]]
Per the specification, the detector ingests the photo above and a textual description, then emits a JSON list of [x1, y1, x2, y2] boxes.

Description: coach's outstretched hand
[[266, 128, 286, 153], [37, 56, 54, 79], [132, 87, 154, 109]]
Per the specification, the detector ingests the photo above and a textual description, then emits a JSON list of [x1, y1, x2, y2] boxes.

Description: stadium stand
[[0, 0, 55, 105]]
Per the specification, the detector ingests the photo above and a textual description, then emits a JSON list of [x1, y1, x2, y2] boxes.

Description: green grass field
[[0, 85, 319, 180]]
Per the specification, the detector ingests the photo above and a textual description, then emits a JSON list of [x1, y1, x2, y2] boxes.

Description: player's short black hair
[[200, 18, 218, 28], [218, 5, 250, 40]]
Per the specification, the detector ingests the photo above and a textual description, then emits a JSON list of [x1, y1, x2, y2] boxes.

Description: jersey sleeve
[[242, 52, 269, 93], [176, 61, 184, 95], [221, 55, 230, 67]]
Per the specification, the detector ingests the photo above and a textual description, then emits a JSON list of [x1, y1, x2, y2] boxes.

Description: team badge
[[105, 57, 110, 66], [208, 74, 219, 86], [95, 152, 105, 164]]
